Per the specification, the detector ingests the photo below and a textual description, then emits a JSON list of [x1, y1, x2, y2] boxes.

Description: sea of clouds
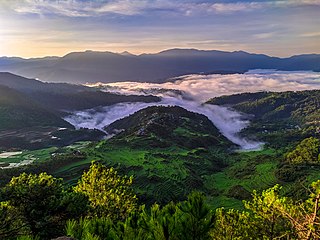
[[65, 70, 320, 150]]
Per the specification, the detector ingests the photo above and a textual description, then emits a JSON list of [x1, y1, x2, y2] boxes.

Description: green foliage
[[243, 185, 294, 239], [142, 202, 181, 240], [16, 236, 40, 240], [0, 85, 70, 130], [3, 172, 65, 238], [105, 106, 231, 149], [208, 90, 320, 150], [211, 208, 253, 240], [286, 137, 320, 165], [226, 185, 252, 200], [66, 217, 115, 240], [4, 166, 320, 239], [2, 172, 86, 239], [177, 192, 214, 240], [208, 90, 320, 127], [0, 201, 28, 239], [65, 191, 214, 240], [300, 179, 320, 239], [74, 161, 137, 220]]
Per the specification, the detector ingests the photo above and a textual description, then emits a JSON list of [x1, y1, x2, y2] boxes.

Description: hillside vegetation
[[0, 85, 70, 130], [1, 88, 320, 239], [208, 90, 320, 127], [2, 162, 320, 239], [0, 72, 160, 112]]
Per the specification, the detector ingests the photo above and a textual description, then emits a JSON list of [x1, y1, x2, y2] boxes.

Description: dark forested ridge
[[0, 72, 160, 112], [0, 73, 159, 150], [0, 85, 70, 130], [0, 49, 319, 83]]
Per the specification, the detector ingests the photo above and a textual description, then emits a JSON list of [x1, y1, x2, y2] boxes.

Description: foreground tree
[[178, 192, 214, 240], [2, 172, 87, 239], [274, 180, 320, 239], [0, 201, 28, 239], [243, 185, 295, 239], [74, 161, 138, 220], [211, 208, 253, 240]]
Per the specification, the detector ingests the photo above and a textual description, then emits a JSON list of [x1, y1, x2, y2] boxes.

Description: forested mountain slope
[[208, 90, 320, 126], [0, 85, 70, 130], [0, 72, 160, 112]]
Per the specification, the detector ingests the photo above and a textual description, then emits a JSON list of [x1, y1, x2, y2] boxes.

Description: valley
[[1, 1, 319, 238], [0, 71, 319, 213]]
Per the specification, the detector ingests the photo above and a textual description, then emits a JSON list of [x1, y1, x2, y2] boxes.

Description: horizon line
[[1, 48, 320, 60]]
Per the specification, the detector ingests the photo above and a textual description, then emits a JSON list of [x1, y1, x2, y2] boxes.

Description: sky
[[0, 0, 319, 58]]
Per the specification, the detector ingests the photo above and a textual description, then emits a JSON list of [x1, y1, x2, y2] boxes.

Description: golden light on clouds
[[0, 0, 319, 57]]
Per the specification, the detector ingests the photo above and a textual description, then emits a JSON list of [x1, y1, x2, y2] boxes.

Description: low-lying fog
[[65, 70, 320, 150]]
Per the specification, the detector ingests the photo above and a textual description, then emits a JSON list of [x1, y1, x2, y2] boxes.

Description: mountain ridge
[[0, 72, 160, 112], [1, 48, 319, 84]]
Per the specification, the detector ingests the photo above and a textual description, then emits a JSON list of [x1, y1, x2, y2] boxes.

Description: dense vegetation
[[208, 90, 320, 139], [0, 85, 70, 130], [1, 88, 320, 239], [105, 106, 231, 149], [0, 73, 161, 151], [0, 72, 160, 112], [1, 101, 320, 209], [2, 162, 320, 239]]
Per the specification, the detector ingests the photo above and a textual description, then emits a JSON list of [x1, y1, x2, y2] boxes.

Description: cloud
[[4, 0, 320, 17], [68, 70, 320, 150], [9, 0, 92, 17], [65, 95, 264, 150], [5, 0, 180, 17], [253, 32, 276, 39], [208, 2, 263, 13], [89, 70, 320, 102], [300, 31, 320, 38]]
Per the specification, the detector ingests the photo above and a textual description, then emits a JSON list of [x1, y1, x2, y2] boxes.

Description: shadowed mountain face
[[0, 72, 160, 111], [0, 85, 71, 130], [0, 73, 161, 150], [0, 49, 319, 84]]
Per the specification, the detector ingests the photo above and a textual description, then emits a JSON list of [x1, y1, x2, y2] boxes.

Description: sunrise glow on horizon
[[1, 0, 320, 58]]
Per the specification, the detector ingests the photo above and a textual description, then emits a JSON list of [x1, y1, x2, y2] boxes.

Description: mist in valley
[[65, 70, 320, 150]]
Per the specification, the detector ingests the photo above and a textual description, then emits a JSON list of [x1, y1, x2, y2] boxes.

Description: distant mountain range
[[0, 49, 319, 84]]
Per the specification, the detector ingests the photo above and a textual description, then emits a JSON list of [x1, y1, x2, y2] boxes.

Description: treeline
[[1, 162, 320, 240]]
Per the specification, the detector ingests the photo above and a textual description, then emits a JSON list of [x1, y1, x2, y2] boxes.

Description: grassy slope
[[0, 104, 290, 209], [54, 106, 234, 205], [49, 106, 283, 208], [207, 90, 320, 204], [1, 94, 319, 209]]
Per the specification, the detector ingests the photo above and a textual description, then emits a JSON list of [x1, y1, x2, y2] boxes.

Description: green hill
[[0, 85, 70, 130], [0, 72, 160, 112], [39, 106, 234, 205], [208, 90, 320, 126], [105, 105, 232, 149], [208, 90, 320, 147]]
